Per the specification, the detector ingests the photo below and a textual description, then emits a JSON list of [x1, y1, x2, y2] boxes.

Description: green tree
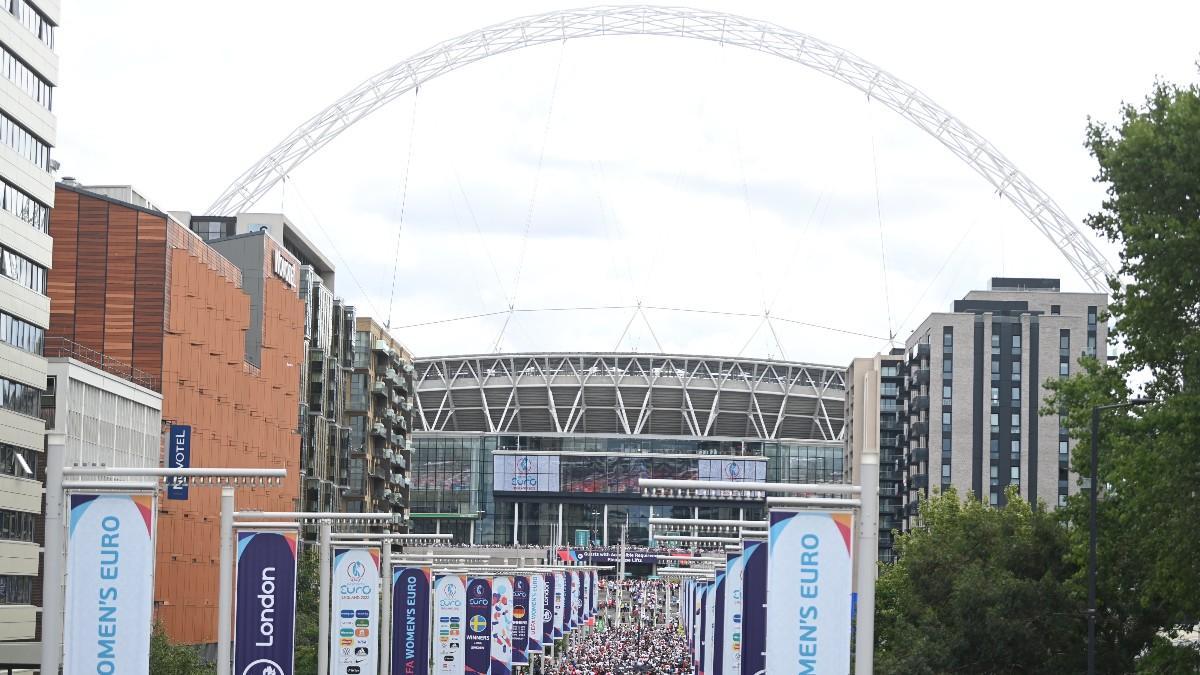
[[1043, 71, 1200, 671], [149, 621, 215, 675], [874, 488, 1085, 674], [294, 547, 321, 675]]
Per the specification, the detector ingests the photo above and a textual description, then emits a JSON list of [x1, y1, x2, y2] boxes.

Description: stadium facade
[[409, 352, 846, 546]]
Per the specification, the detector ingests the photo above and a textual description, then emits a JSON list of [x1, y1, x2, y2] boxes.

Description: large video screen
[[698, 458, 767, 483], [493, 455, 560, 492]]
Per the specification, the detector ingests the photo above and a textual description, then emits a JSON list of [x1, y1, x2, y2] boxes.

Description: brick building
[[47, 182, 304, 645]]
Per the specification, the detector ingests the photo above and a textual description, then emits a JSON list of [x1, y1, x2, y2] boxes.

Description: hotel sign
[[273, 249, 297, 288]]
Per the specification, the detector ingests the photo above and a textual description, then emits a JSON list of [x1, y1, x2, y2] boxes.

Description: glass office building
[[409, 354, 847, 546]]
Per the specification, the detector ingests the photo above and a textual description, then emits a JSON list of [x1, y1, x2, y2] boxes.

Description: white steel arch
[[208, 4, 1113, 291]]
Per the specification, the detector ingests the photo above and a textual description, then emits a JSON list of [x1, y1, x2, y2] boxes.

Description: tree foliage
[[874, 488, 1084, 674], [149, 621, 214, 675], [294, 546, 321, 675]]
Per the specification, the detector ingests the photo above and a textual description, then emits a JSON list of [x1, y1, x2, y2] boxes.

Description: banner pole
[[855, 455, 879, 675], [217, 486, 235, 675], [39, 432, 66, 675], [381, 543, 392, 675], [318, 520, 331, 675]]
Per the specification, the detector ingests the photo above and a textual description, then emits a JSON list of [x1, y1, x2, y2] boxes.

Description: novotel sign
[[272, 249, 297, 288]]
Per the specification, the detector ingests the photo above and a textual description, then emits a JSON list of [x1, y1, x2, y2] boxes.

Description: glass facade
[[410, 432, 843, 546]]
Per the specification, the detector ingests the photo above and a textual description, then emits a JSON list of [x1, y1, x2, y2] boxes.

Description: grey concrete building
[[846, 350, 908, 563], [904, 277, 1107, 512], [0, 0, 57, 662]]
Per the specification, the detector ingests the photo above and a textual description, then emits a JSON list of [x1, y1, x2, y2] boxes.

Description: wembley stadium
[[408, 352, 847, 547]]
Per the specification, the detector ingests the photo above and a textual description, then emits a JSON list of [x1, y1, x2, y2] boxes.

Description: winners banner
[[464, 577, 492, 675], [490, 576, 514, 675], [235, 530, 298, 675], [331, 548, 381, 675], [512, 575, 531, 665], [433, 575, 467, 675], [527, 574, 544, 655], [63, 494, 156, 675], [766, 510, 854, 675], [393, 567, 431, 675], [546, 573, 560, 645]]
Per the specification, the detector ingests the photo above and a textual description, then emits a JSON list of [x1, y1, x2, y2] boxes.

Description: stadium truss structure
[[414, 352, 846, 441], [208, 4, 1113, 291]]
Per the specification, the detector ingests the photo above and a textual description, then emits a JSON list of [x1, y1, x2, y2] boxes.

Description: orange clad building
[[47, 183, 303, 644]]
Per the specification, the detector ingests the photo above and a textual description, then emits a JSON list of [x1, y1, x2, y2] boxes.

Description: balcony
[[909, 447, 929, 464], [373, 339, 389, 354], [905, 500, 921, 517], [879, 469, 903, 483], [384, 368, 399, 384], [390, 433, 404, 446], [879, 485, 901, 497], [910, 395, 929, 413], [391, 453, 406, 470], [909, 474, 929, 490], [370, 423, 387, 438], [912, 342, 930, 360], [909, 421, 929, 438], [371, 381, 388, 397], [911, 366, 930, 387]]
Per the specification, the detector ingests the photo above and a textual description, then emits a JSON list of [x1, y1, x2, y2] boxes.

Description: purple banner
[[234, 531, 298, 675], [392, 567, 431, 675], [741, 542, 767, 675], [561, 572, 572, 634], [543, 573, 556, 646], [713, 571, 726, 675], [464, 577, 492, 675], [511, 575, 530, 665], [577, 571, 587, 625]]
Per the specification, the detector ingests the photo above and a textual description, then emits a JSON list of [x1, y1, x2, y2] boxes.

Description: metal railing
[[43, 337, 160, 392]]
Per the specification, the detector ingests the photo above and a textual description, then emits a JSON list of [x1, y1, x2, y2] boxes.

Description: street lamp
[[1088, 397, 1151, 675]]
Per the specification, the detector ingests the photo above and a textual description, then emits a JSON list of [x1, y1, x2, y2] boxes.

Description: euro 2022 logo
[[347, 560, 366, 582], [726, 461, 742, 480], [511, 456, 538, 489], [445, 583, 458, 598]]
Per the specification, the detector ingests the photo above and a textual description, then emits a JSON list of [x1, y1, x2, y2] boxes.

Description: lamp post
[[1087, 398, 1150, 675]]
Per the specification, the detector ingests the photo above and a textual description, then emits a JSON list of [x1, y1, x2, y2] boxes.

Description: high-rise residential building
[[0, 0, 57, 664], [47, 183, 304, 646], [845, 349, 908, 563], [346, 317, 413, 524], [181, 210, 354, 542]]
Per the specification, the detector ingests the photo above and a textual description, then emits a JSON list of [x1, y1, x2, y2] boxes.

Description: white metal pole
[[557, 503, 564, 547], [855, 454, 880, 675], [318, 520, 332, 675], [39, 433, 66, 675], [380, 543, 392, 675], [469, 519, 475, 545], [602, 504, 608, 547], [217, 486, 235, 675], [514, 502, 520, 546]]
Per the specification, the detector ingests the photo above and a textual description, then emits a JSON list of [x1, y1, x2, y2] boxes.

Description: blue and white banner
[[166, 424, 191, 500], [552, 572, 565, 640], [544, 573, 557, 646], [570, 570, 581, 630], [330, 548, 381, 675], [740, 542, 767, 675], [561, 571, 572, 635], [527, 574, 543, 654], [490, 576, 514, 675], [702, 584, 715, 675], [464, 577, 492, 675], [713, 570, 726, 675], [392, 566, 431, 675], [723, 553, 744, 675], [511, 575, 530, 665], [63, 493, 156, 675], [234, 530, 298, 675], [766, 510, 854, 675], [432, 575, 466, 675]]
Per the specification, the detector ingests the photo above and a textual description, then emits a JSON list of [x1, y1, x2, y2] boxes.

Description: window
[[0, 312, 43, 353], [942, 331, 953, 348], [941, 464, 951, 479], [1060, 362, 1070, 377], [0, 109, 49, 170], [1011, 386, 1021, 401], [1087, 306, 1097, 326], [1011, 439, 1021, 454], [0, 509, 35, 542], [1011, 466, 1021, 481], [942, 438, 952, 455], [8, 0, 55, 49], [942, 385, 952, 403], [1088, 335, 1097, 356], [991, 334, 1000, 354], [991, 387, 999, 405], [1012, 334, 1022, 350], [1, 247, 46, 294], [0, 44, 52, 109], [0, 575, 32, 604], [1011, 413, 1021, 428], [990, 413, 999, 433], [0, 179, 47, 232], [990, 465, 999, 486], [942, 411, 951, 432], [0, 443, 36, 478], [991, 360, 1000, 375], [990, 438, 999, 460], [0, 377, 39, 417], [1058, 494, 1068, 507], [989, 492, 999, 505], [1011, 361, 1022, 381], [942, 359, 952, 373], [881, 365, 898, 377], [1050, 304, 1061, 315], [1059, 440, 1069, 456], [1060, 333, 1070, 350]]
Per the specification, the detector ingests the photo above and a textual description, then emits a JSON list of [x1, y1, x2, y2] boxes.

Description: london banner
[[393, 566, 431, 675], [464, 577, 492, 675], [765, 510, 854, 675], [511, 575, 531, 665], [490, 575, 514, 675], [433, 575, 467, 675], [63, 493, 156, 675], [234, 530, 298, 675], [547, 572, 560, 645], [740, 542, 767, 675], [330, 547, 381, 675]]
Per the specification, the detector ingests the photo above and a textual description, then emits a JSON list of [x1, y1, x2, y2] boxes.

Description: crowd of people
[[552, 622, 692, 674]]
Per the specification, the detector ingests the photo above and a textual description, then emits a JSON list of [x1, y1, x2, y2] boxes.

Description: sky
[[55, 1, 1200, 366]]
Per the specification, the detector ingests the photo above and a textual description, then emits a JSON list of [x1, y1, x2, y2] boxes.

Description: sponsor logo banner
[[723, 552, 744, 675], [552, 572, 566, 639], [464, 577, 492, 675], [392, 567, 431, 675], [490, 576, 514, 675], [331, 548, 380, 675], [235, 531, 298, 675], [511, 575, 530, 665], [432, 575, 466, 675], [765, 510, 854, 675], [64, 494, 156, 675], [527, 574, 543, 654]]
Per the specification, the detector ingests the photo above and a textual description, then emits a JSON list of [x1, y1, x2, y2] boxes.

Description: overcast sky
[[56, 1, 1199, 365]]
